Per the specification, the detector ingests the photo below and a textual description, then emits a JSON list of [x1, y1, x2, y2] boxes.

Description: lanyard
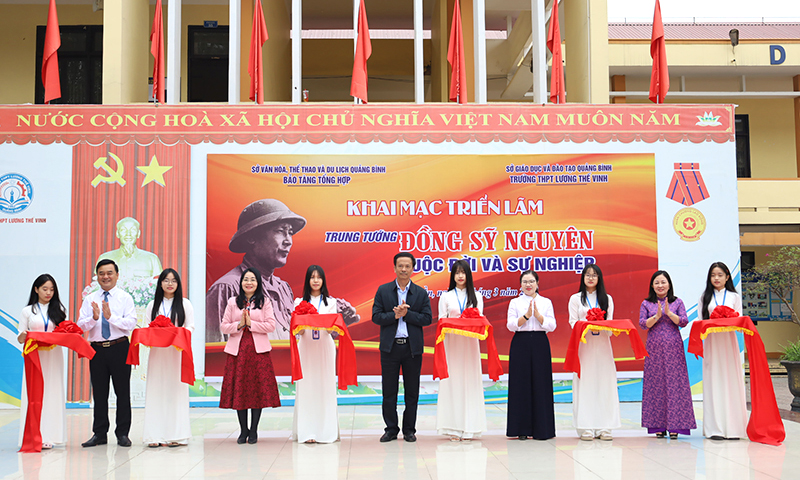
[[39, 304, 50, 331], [316, 296, 323, 312], [587, 294, 598, 309], [456, 290, 467, 314], [713, 290, 727, 307], [161, 299, 173, 318]]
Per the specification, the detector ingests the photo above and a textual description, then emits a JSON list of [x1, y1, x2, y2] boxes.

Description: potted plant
[[752, 246, 800, 411], [779, 339, 800, 412]]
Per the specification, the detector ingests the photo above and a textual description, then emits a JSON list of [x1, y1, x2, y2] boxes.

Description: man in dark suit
[[372, 252, 432, 442]]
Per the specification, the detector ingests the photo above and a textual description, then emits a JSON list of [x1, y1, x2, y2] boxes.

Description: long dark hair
[[150, 268, 186, 327], [27, 274, 66, 326], [302, 265, 330, 306], [448, 260, 478, 308], [701, 262, 737, 319], [579, 264, 609, 318], [236, 268, 265, 309], [646, 270, 677, 303]]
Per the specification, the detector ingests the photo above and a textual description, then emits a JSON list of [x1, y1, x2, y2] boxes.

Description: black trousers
[[506, 331, 556, 439], [380, 341, 422, 436], [89, 338, 132, 437]]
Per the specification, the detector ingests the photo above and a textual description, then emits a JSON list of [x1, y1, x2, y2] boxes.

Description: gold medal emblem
[[673, 207, 706, 242]]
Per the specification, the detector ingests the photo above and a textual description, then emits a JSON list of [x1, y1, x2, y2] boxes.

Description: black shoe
[[403, 433, 417, 442], [237, 432, 248, 444], [518, 435, 528, 440], [709, 435, 725, 441], [81, 435, 107, 447], [117, 435, 132, 447], [248, 429, 258, 444], [380, 432, 397, 443]]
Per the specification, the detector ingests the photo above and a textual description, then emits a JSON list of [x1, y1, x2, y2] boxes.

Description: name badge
[[312, 330, 320, 340]]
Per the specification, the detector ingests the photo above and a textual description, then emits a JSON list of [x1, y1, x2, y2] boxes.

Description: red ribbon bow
[[710, 305, 738, 319], [586, 308, 606, 321], [293, 301, 319, 316], [432, 312, 504, 382], [461, 307, 481, 318], [127, 325, 195, 386], [564, 318, 648, 378], [20, 330, 95, 452], [289, 312, 358, 390], [688, 314, 785, 445], [52, 320, 83, 335], [148, 314, 174, 328]]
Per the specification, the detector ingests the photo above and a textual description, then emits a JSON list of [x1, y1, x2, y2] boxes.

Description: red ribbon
[[289, 313, 357, 390], [564, 319, 648, 378], [20, 330, 95, 453], [127, 326, 195, 385], [432, 315, 503, 382], [688, 314, 785, 445]]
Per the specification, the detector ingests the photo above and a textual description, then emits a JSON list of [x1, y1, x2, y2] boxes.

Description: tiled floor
[[1, 401, 798, 479]]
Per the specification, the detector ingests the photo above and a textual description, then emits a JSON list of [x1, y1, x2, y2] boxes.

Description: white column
[[530, 0, 548, 104], [292, 0, 302, 103], [167, 0, 182, 103], [414, 0, 424, 103], [228, 0, 241, 104], [473, 0, 487, 103]]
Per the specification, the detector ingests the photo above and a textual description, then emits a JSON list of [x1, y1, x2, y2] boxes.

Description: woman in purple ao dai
[[639, 270, 696, 439]]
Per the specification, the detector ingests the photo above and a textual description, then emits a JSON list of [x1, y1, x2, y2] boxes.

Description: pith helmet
[[229, 199, 306, 253]]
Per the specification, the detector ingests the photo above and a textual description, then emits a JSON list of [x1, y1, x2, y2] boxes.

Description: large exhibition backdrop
[[0, 104, 738, 405]]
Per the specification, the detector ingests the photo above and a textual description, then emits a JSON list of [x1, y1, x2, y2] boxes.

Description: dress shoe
[[82, 435, 108, 447], [248, 429, 258, 444], [379, 432, 397, 443], [237, 432, 248, 444], [403, 433, 417, 442], [117, 435, 132, 447]]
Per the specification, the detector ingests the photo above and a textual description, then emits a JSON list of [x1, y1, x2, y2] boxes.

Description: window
[[187, 26, 229, 102], [735, 114, 751, 178], [35, 25, 103, 104]]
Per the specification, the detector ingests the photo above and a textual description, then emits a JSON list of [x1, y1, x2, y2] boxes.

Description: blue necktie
[[101, 291, 111, 339]]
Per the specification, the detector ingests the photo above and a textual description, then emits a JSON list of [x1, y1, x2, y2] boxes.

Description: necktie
[[101, 291, 111, 339]]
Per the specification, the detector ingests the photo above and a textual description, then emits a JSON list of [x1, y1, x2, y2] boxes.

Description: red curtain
[[67, 141, 191, 401]]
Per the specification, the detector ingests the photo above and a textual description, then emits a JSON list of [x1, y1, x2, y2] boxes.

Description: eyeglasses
[[162, 279, 178, 285], [585, 274, 598, 279], [521, 280, 537, 285]]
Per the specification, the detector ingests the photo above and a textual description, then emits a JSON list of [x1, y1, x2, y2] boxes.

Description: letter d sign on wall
[[770, 45, 786, 65]]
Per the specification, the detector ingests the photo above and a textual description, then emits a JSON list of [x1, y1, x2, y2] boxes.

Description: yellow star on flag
[[136, 155, 172, 187]]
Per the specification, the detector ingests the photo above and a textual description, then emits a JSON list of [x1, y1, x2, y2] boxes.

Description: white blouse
[[19, 303, 62, 333], [506, 294, 557, 333], [438, 288, 484, 318], [568, 292, 615, 327], [294, 295, 337, 315], [702, 289, 743, 317]]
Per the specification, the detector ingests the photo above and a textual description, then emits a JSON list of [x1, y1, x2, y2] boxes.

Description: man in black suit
[[372, 252, 432, 442]]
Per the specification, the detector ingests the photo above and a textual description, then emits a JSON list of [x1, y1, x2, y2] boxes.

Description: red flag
[[42, 0, 61, 103], [350, 0, 372, 103], [447, 0, 467, 104], [150, 0, 165, 103], [546, 1, 565, 104], [649, 0, 669, 103], [248, 0, 269, 104]]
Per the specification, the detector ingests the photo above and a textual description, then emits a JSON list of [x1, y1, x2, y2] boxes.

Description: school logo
[[673, 207, 706, 242], [0, 173, 33, 214]]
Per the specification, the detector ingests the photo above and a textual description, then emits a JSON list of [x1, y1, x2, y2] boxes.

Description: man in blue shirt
[[372, 252, 432, 442]]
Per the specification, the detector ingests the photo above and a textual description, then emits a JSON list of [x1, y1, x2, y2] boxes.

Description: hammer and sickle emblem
[[91, 152, 126, 187]]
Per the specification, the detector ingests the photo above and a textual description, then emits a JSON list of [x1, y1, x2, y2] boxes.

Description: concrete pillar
[[430, 0, 450, 102], [261, 0, 292, 101], [564, 0, 608, 103], [794, 75, 800, 177], [103, 0, 149, 104]]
